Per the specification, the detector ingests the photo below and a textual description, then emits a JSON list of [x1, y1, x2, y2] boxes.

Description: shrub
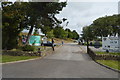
[[22, 45, 35, 51]]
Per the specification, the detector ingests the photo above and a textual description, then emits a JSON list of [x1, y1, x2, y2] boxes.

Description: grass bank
[[0, 55, 39, 63], [95, 51, 120, 56], [97, 60, 119, 70]]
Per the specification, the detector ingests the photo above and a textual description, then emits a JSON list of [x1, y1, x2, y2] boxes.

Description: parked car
[[42, 41, 56, 47]]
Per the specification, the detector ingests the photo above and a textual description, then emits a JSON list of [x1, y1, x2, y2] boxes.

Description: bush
[[22, 45, 35, 51]]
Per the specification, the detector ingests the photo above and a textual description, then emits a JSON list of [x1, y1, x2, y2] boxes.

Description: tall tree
[[2, 2, 29, 49], [65, 28, 72, 38], [92, 15, 120, 37], [53, 26, 67, 39], [81, 26, 95, 41], [72, 30, 79, 39], [2, 2, 67, 49], [46, 30, 54, 38], [25, 2, 67, 44]]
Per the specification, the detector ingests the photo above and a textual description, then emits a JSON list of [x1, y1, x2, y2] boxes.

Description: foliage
[[92, 14, 120, 37], [65, 28, 79, 39], [97, 60, 119, 70], [33, 29, 39, 36], [65, 28, 73, 38], [41, 26, 52, 35], [2, 2, 29, 49], [22, 45, 35, 51], [95, 51, 120, 56], [47, 30, 54, 38], [60, 29, 67, 39], [25, 2, 67, 44], [81, 14, 120, 41], [92, 16, 113, 37], [53, 26, 67, 39], [2, 2, 67, 49], [72, 30, 79, 39], [81, 26, 95, 41]]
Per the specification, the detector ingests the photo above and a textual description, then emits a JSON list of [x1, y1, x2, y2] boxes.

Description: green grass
[[1, 46, 49, 63], [0, 55, 39, 63], [95, 51, 120, 56], [33, 46, 45, 52], [97, 60, 120, 70]]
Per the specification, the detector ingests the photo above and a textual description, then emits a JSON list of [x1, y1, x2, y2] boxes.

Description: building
[[102, 35, 120, 52]]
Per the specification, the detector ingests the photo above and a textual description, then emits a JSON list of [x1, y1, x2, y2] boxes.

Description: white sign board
[[102, 36, 120, 52]]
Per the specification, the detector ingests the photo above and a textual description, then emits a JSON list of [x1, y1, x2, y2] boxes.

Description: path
[[2, 43, 119, 78]]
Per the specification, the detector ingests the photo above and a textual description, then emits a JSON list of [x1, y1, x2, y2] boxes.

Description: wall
[[88, 48, 120, 61]]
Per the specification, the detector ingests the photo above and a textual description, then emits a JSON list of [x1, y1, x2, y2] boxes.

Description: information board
[[29, 36, 41, 46]]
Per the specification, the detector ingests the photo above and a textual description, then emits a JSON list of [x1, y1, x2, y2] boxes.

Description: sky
[[6, 0, 119, 34], [56, 1, 118, 34]]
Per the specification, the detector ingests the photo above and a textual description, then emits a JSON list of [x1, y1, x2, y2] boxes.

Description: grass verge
[[0, 55, 39, 63], [97, 60, 120, 70], [95, 51, 120, 56]]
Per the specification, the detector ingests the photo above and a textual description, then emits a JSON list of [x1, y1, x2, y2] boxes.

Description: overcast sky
[[56, 1, 118, 34], [8, 0, 119, 34]]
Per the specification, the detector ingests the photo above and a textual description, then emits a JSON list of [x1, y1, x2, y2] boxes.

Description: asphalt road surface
[[2, 43, 119, 78]]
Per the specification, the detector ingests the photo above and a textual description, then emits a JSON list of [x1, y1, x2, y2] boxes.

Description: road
[[2, 43, 119, 78]]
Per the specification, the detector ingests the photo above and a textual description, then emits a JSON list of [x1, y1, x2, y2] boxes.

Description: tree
[[53, 26, 67, 39], [33, 29, 39, 36], [81, 26, 95, 41], [46, 30, 54, 38], [72, 30, 79, 39], [60, 29, 67, 39], [2, 2, 29, 49], [65, 28, 73, 38], [92, 16, 113, 37], [25, 2, 67, 44], [2, 2, 67, 49], [81, 26, 95, 53], [81, 14, 120, 41], [41, 26, 52, 35], [92, 14, 120, 37]]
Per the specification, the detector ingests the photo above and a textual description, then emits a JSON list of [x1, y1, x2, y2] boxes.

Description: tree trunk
[[25, 26, 34, 45]]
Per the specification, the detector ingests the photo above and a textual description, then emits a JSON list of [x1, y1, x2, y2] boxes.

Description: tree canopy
[[2, 2, 67, 49], [2, 2, 29, 49], [81, 14, 120, 41]]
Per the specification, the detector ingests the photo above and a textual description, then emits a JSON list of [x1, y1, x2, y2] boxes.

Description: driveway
[[2, 43, 119, 78]]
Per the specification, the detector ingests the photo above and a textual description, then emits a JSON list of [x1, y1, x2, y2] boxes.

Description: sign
[[29, 36, 41, 46]]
